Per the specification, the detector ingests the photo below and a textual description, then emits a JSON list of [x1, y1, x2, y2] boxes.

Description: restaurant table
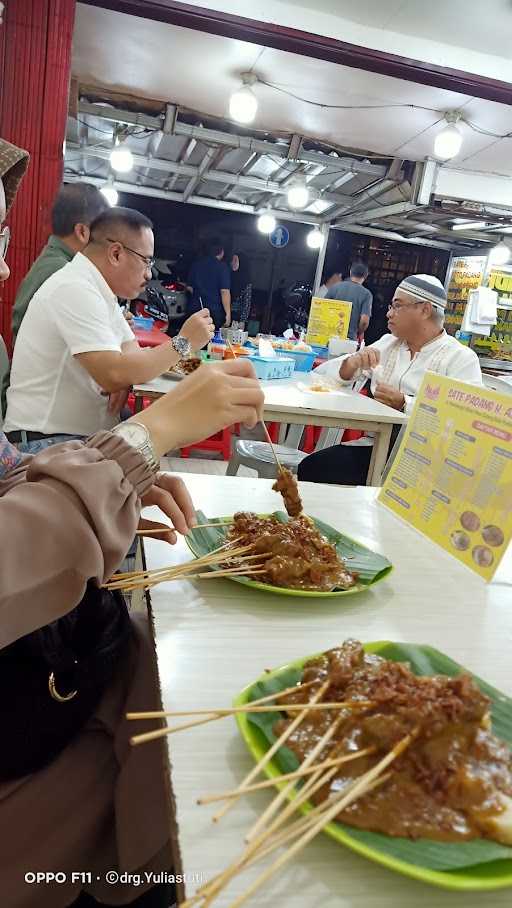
[[133, 374, 407, 485], [142, 474, 512, 908]]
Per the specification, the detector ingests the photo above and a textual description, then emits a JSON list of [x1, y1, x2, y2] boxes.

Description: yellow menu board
[[379, 373, 512, 580], [306, 296, 352, 346]]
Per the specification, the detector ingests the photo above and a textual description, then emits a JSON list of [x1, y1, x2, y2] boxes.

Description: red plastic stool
[[180, 427, 233, 460], [265, 422, 279, 442]]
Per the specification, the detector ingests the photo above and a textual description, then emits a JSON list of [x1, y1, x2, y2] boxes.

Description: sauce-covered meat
[[272, 468, 303, 518], [273, 641, 512, 842], [226, 513, 356, 591]]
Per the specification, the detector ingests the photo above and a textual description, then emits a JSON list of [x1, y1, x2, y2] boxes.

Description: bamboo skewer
[[196, 739, 373, 905], [181, 767, 391, 908], [244, 714, 345, 843], [107, 540, 248, 584], [127, 680, 318, 737], [104, 542, 261, 590], [197, 748, 373, 804], [205, 770, 392, 906], [261, 421, 283, 473], [114, 567, 266, 595], [128, 700, 370, 746], [127, 699, 372, 721], [211, 679, 330, 824], [227, 337, 282, 476], [224, 732, 416, 908], [135, 527, 174, 536], [190, 521, 234, 529]]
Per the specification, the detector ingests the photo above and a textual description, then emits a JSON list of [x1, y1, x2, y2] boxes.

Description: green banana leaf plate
[[234, 641, 512, 891], [186, 511, 392, 598]]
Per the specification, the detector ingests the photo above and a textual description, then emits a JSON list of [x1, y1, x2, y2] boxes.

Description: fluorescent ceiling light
[[306, 228, 323, 249], [100, 184, 119, 206], [229, 74, 258, 125], [257, 212, 276, 234], [451, 220, 488, 231], [434, 114, 463, 160], [110, 145, 133, 173], [287, 180, 309, 209]]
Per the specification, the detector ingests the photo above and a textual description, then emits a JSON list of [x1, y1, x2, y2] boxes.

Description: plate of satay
[[184, 469, 391, 598], [164, 357, 203, 380], [128, 640, 512, 903], [107, 470, 390, 597], [231, 640, 512, 892]]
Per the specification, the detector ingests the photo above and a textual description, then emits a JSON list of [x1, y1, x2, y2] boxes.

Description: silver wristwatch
[[111, 421, 159, 473], [171, 333, 191, 359]]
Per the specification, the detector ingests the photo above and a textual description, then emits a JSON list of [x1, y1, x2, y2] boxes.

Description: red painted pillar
[[0, 0, 76, 350]]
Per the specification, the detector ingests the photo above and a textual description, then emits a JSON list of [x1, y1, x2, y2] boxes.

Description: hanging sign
[[306, 296, 352, 346], [269, 226, 289, 248], [379, 372, 512, 581]]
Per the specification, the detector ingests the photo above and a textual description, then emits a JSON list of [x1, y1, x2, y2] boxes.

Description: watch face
[[116, 423, 148, 447], [174, 334, 191, 356]]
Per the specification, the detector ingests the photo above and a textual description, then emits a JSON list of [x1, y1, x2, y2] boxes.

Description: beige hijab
[[0, 137, 29, 213]]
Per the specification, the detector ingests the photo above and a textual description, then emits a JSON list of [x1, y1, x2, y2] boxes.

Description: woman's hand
[[132, 359, 264, 458], [139, 474, 196, 544]]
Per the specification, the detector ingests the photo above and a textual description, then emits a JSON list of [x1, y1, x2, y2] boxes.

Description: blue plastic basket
[[250, 355, 295, 380], [133, 316, 154, 331], [278, 349, 316, 372]]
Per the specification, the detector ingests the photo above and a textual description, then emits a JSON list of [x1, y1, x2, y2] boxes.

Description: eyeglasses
[[106, 237, 155, 270], [0, 226, 11, 259], [388, 299, 423, 313]]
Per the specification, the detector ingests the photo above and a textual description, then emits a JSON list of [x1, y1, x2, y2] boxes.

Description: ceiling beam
[[81, 1, 512, 107], [331, 222, 476, 251], [77, 102, 388, 177], [63, 171, 322, 224], [182, 145, 223, 201], [68, 143, 356, 206], [338, 200, 418, 226]]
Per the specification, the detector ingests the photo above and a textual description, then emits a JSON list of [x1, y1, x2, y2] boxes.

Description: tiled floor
[[160, 452, 255, 476]]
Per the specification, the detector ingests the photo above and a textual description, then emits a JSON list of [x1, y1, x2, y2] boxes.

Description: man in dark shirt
[[325, 261, 373, 340], [187, 239, 231, 329]]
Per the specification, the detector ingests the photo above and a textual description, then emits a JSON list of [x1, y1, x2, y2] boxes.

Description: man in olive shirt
[[1, 182, 107, 414]]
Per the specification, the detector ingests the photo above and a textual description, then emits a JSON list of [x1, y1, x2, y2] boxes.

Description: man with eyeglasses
[[4, 206, 215, 452], [298, 274, 483, 486]]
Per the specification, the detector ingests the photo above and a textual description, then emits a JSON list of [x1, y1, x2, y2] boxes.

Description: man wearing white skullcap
[[299, 272, 483, 485]]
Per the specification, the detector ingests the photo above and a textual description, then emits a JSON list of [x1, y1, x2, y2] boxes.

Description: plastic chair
[[226, 425, 308, 478]]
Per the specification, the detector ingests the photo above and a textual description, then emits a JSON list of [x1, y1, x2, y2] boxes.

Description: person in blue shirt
[[187, 239, 231, 329]]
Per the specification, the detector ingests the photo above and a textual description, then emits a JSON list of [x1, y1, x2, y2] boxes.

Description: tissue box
[[250, 355, 295, 380]]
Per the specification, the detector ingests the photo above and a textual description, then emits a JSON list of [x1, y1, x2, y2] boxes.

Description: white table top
[[134, 373, 407, 426], [145, 475, 512, 908]]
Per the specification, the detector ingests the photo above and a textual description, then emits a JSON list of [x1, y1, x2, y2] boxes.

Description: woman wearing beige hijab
[[0, 138, 264, 908]]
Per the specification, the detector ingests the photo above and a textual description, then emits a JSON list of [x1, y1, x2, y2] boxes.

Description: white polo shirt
[[4, 253, 134, 436]]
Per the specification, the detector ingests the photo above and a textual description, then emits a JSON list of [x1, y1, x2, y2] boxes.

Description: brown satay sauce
[[226, 513, 356, 591], [273, 641, 512, 842]]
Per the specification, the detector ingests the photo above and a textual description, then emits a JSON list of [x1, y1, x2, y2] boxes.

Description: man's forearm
[[339, 354, 361, 381], [108, 342, 181, 389], [221, 290, 231, 322]]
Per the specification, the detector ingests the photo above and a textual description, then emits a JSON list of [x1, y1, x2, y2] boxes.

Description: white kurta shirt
[[5, 254, 134, 436], [315, 331, 483, 416]]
